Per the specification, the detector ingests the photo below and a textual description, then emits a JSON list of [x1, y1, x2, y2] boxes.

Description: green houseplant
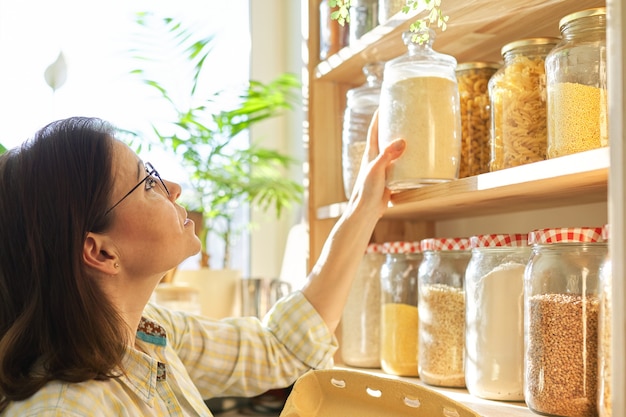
[[131, 13, 304, 270]]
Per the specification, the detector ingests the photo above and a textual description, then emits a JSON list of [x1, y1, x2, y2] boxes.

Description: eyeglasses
[[105, 162, 170, 215]]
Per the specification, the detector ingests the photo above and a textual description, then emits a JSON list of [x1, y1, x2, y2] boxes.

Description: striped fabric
[[2, 291, 337, 416]]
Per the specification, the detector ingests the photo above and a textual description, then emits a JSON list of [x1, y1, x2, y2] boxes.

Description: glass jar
[[489, 38, 559, 171], [378, 0, 404, 24], [349, 0, 378, 44], [525, 227, 606, 417], [341, 243, 384, 368], [546, 7, 608, 158], [342, 61, 384, 199], [598, 224, 611, 417], [380, 241, 422, 376], [378, 30, 461, 190], [418, 237, 471, 387], [465, 234, 530, 401], [319, 0, 349, 61], [456, 62, 501, 178]]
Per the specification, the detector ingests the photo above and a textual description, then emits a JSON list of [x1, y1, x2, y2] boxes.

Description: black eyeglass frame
[[104, 162, 170, 215]]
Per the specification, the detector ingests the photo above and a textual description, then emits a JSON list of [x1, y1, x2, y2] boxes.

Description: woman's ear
[[83, 232, 119, 275]]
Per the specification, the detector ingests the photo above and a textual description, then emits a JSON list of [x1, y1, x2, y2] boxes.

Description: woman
[[0, 115, 405, 416]]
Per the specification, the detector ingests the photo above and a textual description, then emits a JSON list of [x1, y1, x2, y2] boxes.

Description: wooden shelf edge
[[316, 147, 609, 221], [335, 366, 535, 417]]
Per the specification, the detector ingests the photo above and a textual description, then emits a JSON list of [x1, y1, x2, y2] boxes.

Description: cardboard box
[[280, 369, 481, 417]]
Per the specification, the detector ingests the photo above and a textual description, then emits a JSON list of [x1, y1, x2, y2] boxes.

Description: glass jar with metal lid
[[378, 29, 461, 191], [464, 233, 530, 401], [380, 240, 422, 376], [546, 7, 607, 158], [417, 237, 471, 388], [342, 61, 384, 199], [341, 242, 384, 368], [524, 227, 606, 417], [456, 62, 500, 178], [488, 37, 559, 171], [598, 224, 612, 417]]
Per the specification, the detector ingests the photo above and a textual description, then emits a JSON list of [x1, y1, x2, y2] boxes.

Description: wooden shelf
[[317, 147, 608, 221], [336, 366, 535, 417], [316, 0, 604, 85]]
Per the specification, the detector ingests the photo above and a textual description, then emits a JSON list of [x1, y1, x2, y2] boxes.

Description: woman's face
[[105, 140, 201, 277]]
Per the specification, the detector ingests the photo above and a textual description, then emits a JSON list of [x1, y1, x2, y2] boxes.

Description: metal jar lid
[[500, 37, 560, 57], [559, 7, 606, 31]]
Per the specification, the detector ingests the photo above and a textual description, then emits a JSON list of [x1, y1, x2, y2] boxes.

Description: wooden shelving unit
[[304, 0, 625, 415]]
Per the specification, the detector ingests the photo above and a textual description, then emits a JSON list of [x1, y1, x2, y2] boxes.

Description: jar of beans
[[341, 242, 384, 368], [380, 241, 422, 376], [417, 237, 471, 387], [546, 7, 607, 158], [342, 61, 384, 199], [525, 227, 607, 417], [488, 37, 559, 171], [598, 224, 612, 417], [456, 62, 500, 178], [464, 233, 530, 401]]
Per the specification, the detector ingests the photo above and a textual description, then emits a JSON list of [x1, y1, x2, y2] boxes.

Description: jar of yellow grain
[[488, 38, 559, 171], [380, 241, 422, 376], [456, 62, 500, 178], [546, 7, 607, 158], [418, 237, 471, 388]]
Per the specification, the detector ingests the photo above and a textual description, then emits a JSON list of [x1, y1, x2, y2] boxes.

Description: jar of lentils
[[456, 62, 500, 178], [525, 227, 606, 417], [418, 237, 471, 387], [380, 240, 422, 376], [341, 243, 384, 368], [546, 7, 607, 158], [465, 233, 530, 401], [489, 38, 559, 171]]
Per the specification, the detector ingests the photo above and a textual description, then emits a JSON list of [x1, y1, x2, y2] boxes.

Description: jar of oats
[[465, 233, 530, 401], [546, 7, 607, 158], [598, 224, 612, 417], [341, 242, 384, 368], [488, 37, 559, 171], [456, 62, 500, 178], [380, 241, 422, 376], [525, 227, 607, 417], [342, 61, 384, 199], [417, 237, 471, 388], [378, 29, 461, 191]]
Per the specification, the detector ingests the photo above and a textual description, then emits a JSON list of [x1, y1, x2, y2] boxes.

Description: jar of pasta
[[465, 234, 530, 401], [380, 241, 422, 376], [525, 227, 606, 417], [456, 62, 500, 178], [418, 237, 471, 387], [488, 38, 559, 171], [378, 29, 461, 190], [598, 224, 612, 417], [342, 61, 384, 199], [546, 7, 607, 158]]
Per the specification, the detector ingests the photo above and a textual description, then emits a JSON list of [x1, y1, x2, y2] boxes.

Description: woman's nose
[[164, 179, 181, 200]]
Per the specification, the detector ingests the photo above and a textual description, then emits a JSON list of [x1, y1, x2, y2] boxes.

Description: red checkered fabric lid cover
[[602, 224, 609, 241], [365, 243, 384, 254], [470, 234, 528, 248], [381, 241, 420, 254], [528, 227, 604, 245], [420, 237, 471, 252]]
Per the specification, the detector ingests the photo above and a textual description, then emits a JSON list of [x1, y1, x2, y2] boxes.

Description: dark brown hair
[[0, 117, 130, 410]]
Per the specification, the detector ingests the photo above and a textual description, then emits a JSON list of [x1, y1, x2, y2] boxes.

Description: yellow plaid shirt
[[2, 291, 337, 416]]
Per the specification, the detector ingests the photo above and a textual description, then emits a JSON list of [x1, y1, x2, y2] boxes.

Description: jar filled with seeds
[[418, 237, 471, 387], [525, 227, 607, 417], [380, 241, 422, 376], [342, 61, 384, 199], [341, 242, 384, 368], [456, 62, 500, 178], [465, 234, 530, 401], [598, 224, 612, 417], [546, 7, 607, 158], [378, 29, 461, 190], [489, 37, 559, 171]]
